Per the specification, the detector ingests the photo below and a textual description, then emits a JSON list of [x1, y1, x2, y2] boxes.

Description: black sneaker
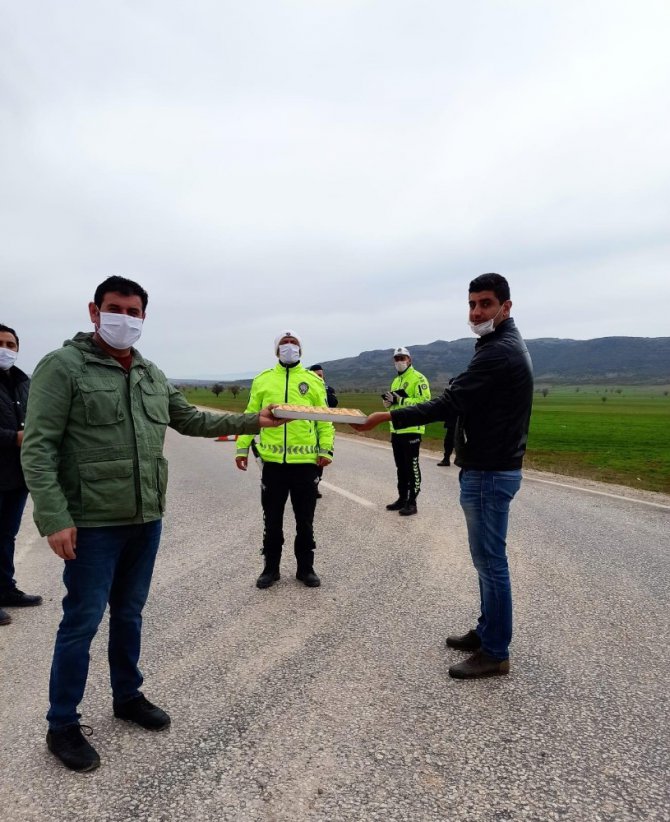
[[0, 588, 43, 607], [385, 498, 406, 511], [398, 502, 418, 516], [0, 607, 12, 626], [113, 694, 171, 730], [296, 569, 321, 587], [46, 724, 100, 772], [437, 458, 451, 466]]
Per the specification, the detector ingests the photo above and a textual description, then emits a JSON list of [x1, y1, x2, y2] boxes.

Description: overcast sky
[[2, 0, 669, 378]]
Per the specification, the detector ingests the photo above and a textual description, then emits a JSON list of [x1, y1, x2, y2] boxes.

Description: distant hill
[[173, 336, 670, 390], [317, 336, 670, 390]]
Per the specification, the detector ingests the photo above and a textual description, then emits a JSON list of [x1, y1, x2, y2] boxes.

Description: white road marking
[[341, 434, 670, 511], [524, 477, 670, 511], [318, 481, 376, 508]]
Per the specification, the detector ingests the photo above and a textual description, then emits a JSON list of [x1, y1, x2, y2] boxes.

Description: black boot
[[386, 498, 407, 511], [256, 558, 280, 589], [296, 551, 321, 587], [399, 501, 418, 516]]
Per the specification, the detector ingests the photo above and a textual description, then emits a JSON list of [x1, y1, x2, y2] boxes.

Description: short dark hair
[[309, 364, 324, 372], [94, 276, 149, 311], [0, 323, 19, 347], [469, 273, 510, 303]]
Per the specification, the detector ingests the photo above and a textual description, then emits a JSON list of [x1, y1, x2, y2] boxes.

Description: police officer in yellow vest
[[383, 347, 431, 516], [236, 331, 335, 588]]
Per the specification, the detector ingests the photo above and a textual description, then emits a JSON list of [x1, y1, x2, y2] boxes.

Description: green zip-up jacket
[[237, 363, 335, 464], [388, 366, 431, 435], [21, 333, 261, 536]]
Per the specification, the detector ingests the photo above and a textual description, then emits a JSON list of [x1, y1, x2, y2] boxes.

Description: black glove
[[382, 391, 403, 408]]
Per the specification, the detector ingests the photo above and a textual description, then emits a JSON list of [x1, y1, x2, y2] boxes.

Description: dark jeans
[[459, 469, 522, 660], [391, 434, 422, 501], [0, 487, 28, 593], [47, 520, 162, 730], [261, 463, 319, 566]]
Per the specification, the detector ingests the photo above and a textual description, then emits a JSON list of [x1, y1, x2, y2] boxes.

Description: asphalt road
[[1, 431, 669, 822]]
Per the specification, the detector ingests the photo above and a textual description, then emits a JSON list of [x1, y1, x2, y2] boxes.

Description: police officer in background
[[383, 347, 431, 517], [236, 332, 335, 588]]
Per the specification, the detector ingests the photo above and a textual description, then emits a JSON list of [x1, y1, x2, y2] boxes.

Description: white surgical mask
[[98, 312, 143, 350], [278, 343, 301, 364], [394, 360, 409, 373], [0, 348, 18, 370], [468, 305, 504, 337]]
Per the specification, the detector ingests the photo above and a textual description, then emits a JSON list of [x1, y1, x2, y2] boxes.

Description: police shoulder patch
[[298, 382, 309, 395]]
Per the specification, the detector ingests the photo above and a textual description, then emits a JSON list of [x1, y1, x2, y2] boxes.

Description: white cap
[[274, 329, 302, 353], [393, 346, 410, 358]]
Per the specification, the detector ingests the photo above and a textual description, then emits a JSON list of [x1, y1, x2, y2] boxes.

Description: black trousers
[[391, 433, 422, 502], [261, 462, 319, 566], [443, 426, 455, 460]]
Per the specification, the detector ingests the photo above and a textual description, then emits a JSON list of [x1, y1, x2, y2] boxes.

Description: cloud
[[2, 0, 669, 377]]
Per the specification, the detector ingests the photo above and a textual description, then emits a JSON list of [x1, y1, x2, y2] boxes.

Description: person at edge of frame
[[20, 276, 287, 774], [382, 346, 431, 517], [235, 331, 335, 589], [350, 273, 533, 680], [308, 363, 338, 499], [0, 323, 43, 627]]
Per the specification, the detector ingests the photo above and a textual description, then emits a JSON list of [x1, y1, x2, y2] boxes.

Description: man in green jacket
[[236, 330, 334, 589], [21, 276, 285, 773], [383, 347, 431, 516]]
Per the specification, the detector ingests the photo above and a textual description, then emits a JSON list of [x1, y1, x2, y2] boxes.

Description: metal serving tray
[[271, 405, 368, 425]]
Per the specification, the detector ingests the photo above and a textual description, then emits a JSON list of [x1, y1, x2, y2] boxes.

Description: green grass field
[[183, 385, 670, 494]]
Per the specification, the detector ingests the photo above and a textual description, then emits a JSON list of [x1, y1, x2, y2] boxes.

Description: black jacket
[[0, 366, 30, 490], [391, 319, 533, 471], [326, 385, 338, 408]]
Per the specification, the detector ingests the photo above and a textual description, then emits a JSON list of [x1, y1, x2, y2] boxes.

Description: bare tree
[[229, 385, 242, 398], [212, 383, 224, 397], [541, 387, 549, 398]]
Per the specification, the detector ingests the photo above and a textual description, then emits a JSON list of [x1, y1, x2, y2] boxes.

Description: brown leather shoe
[[448, 651, 510, 679], [446, 629, 481, 652]]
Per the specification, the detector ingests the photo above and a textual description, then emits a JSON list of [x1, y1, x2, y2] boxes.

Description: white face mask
[[394, 360, 409, 373], [468, 305, 504, 337], [98, 312, 143, 350], [278, 343, 301, 364], [0, 348, 18, 370]]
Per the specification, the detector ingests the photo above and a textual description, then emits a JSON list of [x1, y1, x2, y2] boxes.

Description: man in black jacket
[[353, 274, 533, 678], [0, 323, 42, 625]]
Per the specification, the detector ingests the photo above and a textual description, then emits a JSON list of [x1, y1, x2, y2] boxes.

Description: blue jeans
[[0, 487, 29, 593], [47, 520, 162, 730], [459, 469, 522, 660]]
